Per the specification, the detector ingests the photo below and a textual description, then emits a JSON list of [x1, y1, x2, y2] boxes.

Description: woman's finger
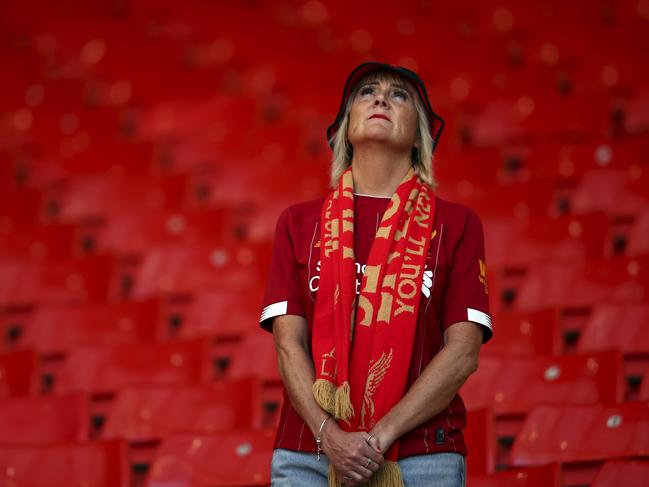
[[361, 442, 384, 465], [367, 435, 383, 455]]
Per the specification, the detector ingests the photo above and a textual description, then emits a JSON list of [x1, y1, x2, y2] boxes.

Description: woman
[[260, 62, 493, 487]]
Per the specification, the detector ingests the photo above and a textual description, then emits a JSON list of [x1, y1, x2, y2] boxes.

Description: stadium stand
[[0, 0, 647, 484], [146, 429, 275, 486], [0, 440, 129, 487]]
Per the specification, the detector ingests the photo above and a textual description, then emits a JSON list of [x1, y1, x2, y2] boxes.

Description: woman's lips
[[369, 114, 391, 122]]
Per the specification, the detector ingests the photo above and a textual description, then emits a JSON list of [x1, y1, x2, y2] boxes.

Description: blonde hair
[[328, 71, 437, 190]]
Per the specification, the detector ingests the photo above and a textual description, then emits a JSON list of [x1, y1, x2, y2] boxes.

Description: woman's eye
[[360, 86, 374, 96], [393, 90, 408, 100]]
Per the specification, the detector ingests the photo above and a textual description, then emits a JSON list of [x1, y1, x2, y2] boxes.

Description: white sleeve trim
[[467, 308, 492, 331], [260, 301, 288, 323]]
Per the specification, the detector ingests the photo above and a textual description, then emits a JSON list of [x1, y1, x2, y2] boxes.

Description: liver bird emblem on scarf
[[360, 348, 394, 429]]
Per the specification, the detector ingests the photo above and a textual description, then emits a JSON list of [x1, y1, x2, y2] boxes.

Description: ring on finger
[[365, 457, 372, 468], [365, 433, 375, 445], [344, 475, 353, 481]]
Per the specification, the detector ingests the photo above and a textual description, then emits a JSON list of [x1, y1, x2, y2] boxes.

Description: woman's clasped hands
[[320, 420, 384, 486]]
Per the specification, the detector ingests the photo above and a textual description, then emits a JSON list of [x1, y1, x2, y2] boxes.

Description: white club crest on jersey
[[421, 270, 433, 298]]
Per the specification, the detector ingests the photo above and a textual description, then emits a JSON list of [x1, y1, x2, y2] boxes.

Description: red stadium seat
[[519, 137, 649, 183], [627, 207, 649, 256], [228, 331, 281, 383], [520, 91, 610, 141], [146, 429, 274, 487], [465, 408, 496, 475], [0, 350, 38, 397], [506, 212, 611, 267], [576, 303, 649, 400], [469, 463, 560, 487], [158, 288, 264, 341], [1, 300, 159, 355], [85, 206, 237, 255], [639, 372, 649, 401], [483, 309, 561, 356], [0, 393, 89, 443], [570, 169, 649, 217], [462, 352, 624, 415], [438, 179, 557, 224], [577, 303, 649, 356], [0, 188, 45, 227], [0, 254, 115, 308], [513, 256, 648, 311], [102, 379, 261, 442], [0, 440, 129, 487], [484, 212, 611, 271], [122, 241, 271, 300], [0, 222, 79, 261], [512, 402, 649, 485], [47, 173, 190, 224], [54, 339, 210, 395], [462, 351, 624, 465], [591, 459, 649, 487], [622, 89, 649, 135]]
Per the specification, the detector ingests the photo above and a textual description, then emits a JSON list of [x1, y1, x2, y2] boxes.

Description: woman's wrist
[[369, 421, 398, 452], [315, 415, 332, 461], [310, 413, 330, 438]]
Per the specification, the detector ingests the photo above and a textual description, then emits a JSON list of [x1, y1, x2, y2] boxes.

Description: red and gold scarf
[[312, 166, 436, 487]]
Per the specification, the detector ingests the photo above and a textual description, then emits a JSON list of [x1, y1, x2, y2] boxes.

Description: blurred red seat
[[621, 89, 649, 135], [228, 331, 280, 383], [576, 303, 649, 400], [0, 188, 44, 227], [146, 429, 274, 487], [55, 339, 210, 395], [1, 300, 159, 355], [639, 372, 649, 401], [513, 256, 648, 311], [577, 303, 649, 356], [123, 241, 271, 300], [103, 379, 261, 442], [570, 169, 648, 217], [506, 212, 610, 267], [484, 212, 611, 271], [463, 351, 624, 465], [512, 402, 649, 485], [0, 254, 115, 308], [47, 173, 189, 224], [0, 393, 88, 443], [627, 207, 649, 256], [0, 440, 129, 487], [462, 351, 624, 415], [0, 350, 38, 397], [158, 288, 263, 341], [465, 408, 496, 475], [591, 459, 649, 487], [0, 222, 78, 261], [469, 463, 560, 487], [520, 137, 649, 182], [484, 309, 561, 356], [85, 206, 236, 255]]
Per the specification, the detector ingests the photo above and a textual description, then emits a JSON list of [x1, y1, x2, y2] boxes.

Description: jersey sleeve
[[441, 209, 493, 343], [259, 207, 306, 332]]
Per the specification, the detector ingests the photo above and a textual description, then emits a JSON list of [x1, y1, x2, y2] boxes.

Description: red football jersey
[[260, 194, 492, 458]]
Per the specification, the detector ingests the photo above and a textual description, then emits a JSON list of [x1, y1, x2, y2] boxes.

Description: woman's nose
[[373, 94, 388, 106]]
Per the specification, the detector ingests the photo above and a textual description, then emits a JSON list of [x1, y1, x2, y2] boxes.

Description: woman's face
[[347, 76, 419, 153]]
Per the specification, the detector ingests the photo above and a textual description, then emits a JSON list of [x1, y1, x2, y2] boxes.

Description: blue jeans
[[271, 448, 466, 486]]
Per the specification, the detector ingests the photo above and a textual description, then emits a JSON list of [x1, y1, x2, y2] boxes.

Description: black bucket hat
[[326, 62, 445, 153]]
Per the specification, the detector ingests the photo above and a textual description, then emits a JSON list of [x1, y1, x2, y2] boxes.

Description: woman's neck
[[350, 146, 412, 197]]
